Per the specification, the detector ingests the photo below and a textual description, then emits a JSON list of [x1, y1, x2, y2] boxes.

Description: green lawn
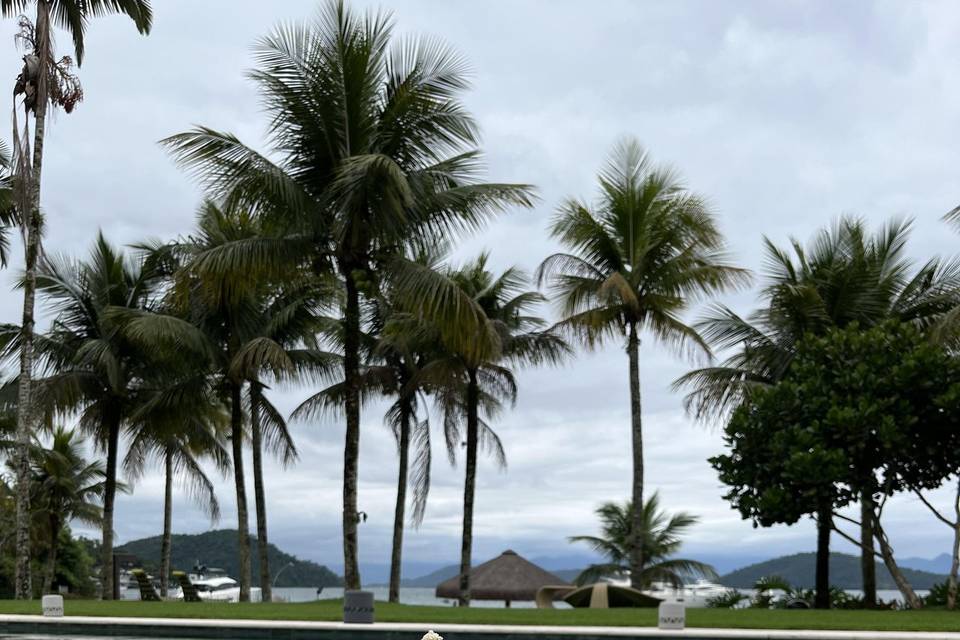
[[0, 600, 959, 632]]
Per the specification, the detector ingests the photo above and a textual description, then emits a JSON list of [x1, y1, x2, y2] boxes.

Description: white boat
[[601, 575, 730, 608], [178, 565, 262, 603], [644, 579, 730, 608]]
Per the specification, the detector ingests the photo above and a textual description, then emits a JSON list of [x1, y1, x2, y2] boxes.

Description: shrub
[[706, 589, 748, 608]]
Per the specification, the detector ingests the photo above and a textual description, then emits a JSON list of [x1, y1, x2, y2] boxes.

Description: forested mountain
[[116, 530, 343, 588], [720, 552, 945, 589]]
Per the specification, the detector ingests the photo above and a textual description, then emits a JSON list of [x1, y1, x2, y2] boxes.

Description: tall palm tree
[[161, 0, 534, 589], [570, 492, 716, 588], [676, 217, 960, 608], [27, 426, 105, 595], [293, 256, 441, 604], [123, 398, 229, 598], [248, 381, 299, 603], [132, 202, 335, 601], [536, 138, 746, 590], [2, 0, 152, 598], [375, 304, 437, 604], [423, 254, 569, 606], [0, 233, 197, 600]]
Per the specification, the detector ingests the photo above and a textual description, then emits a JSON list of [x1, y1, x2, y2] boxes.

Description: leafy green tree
[[2, 0, 152, 599], [678, 217, 960, 606], [161, 0, 534, 588], [570, 492, 716, 588], [712, 384, 848, 608], [713, 322, 960, 609], [422, 254, 568, 605], [537, 138, 746, 589], [27, 426, 105, 594]]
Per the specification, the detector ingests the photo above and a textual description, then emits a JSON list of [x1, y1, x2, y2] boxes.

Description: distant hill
[[720, 552, 945, 590], [900, 554, 952, 575], [116, 530, 343, 588], [400, 564, 457, 588]]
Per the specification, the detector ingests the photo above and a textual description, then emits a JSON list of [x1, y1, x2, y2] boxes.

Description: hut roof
[[435, 550, 570, 601]]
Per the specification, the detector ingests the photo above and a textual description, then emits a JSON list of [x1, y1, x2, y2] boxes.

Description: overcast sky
[[3, 1, 960, 581]]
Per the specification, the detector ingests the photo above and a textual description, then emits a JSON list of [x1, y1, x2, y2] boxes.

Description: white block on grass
[[41, 594, 63, 617], [658, 600, 685, 630]]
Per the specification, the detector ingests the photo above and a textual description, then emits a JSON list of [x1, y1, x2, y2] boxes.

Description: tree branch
[[913, 489, 955, 528]]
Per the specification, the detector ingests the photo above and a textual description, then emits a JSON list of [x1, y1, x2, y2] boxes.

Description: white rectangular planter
[[658, 600, 685, 630], [41, 594, 63, 618]]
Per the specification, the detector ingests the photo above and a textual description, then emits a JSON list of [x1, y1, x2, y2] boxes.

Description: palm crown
[[570, 492, 717, 588], [1, 0, 152, 65], [537, 138, 746, 350], [676, 217, 960, 421]]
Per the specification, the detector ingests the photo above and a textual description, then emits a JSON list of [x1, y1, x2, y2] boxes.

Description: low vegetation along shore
[[1, 601, 960, 632]]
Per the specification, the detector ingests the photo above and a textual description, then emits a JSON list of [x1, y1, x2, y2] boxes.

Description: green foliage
[[925, 581, 952, 607], [706, 589, 749, 609], [569, 492, 717, 587], [50, 527, 97, 596], [712, 322, 960, 528], [678, 217, 960, 422], [115, 530, 342, 588]]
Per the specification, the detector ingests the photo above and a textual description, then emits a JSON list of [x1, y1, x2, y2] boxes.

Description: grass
[[0, 600, 959, 632]]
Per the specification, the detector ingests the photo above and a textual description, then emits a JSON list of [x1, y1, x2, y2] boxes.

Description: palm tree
[[375, 304, 437, 604], [123, 400, 229, 598], [2, 0, 152, 599], [536, 138, 746, 590], [0, 141, 18, 268], [161, 0, 534, 588], [293, 256, 440, 604], [570, 492, 716, 588], [423, 254, 569, 605], [248, 381, 300, 603], [674, 217, 960, 609], [133, 202, 335, 601], [27, 426, 105, 594], [0, 233, 196, 600]]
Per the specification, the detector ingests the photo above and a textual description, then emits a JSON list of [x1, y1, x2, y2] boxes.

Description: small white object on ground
[[421, 631, 443, 640], [41, 594, 63, 617], [658, 600, 685, 630]]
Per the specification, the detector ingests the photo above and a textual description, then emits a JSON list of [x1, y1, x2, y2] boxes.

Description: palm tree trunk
[[230, 381, 252, 602], [860, 491, 876, 608], [947, 478, 960, 610], [159, 446, 174, 599], [626, 322, 644, 590], [101, 404, 122, 600], [42, 514, 60, 595], [250, 383, 271, 603], [458, 369, 480, 607], [13, 0, 52, 601], [814, 501, 831, 609], [388, 399, 412, 604], [341, 271, 362, 590]]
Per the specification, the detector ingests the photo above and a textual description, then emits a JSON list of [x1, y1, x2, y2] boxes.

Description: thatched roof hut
[[435, 550, 569, 606]]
